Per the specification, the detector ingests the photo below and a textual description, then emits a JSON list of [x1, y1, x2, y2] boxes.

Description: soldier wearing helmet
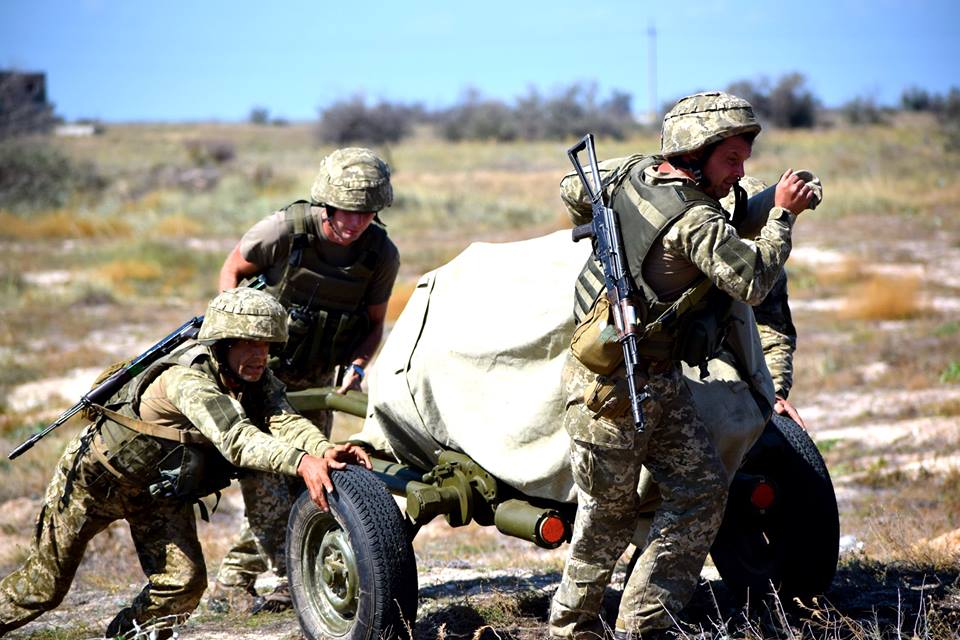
[[550, 92, 817, 639], [213, 147, 400, 612], [0, 289, 370, 639]]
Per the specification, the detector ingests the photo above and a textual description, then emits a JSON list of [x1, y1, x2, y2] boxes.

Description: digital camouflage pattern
[[197, 288, 289, 344], [0, 343, 333, 636], [660, 92, 761, 158], [216, 371, 335, 592], [225, 149, 397, 600], [654, 169, 795, 306], [0, 428, 202, 638], [146, 361, 332, 474], [309, 147, 393, 212], [559, 154, 645, 226], [549, 356, 727, 636], [214, 473, 303, 590], [719, 176, 798, 398], [553, 140, 801, 635], [754, 272, 796, 397]]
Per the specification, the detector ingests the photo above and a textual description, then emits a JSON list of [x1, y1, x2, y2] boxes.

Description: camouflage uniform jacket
[[719, 177, 797, 398], [562, 157, 796, 332], [96, 342, 333, 481], [644, 165, 795, 306]]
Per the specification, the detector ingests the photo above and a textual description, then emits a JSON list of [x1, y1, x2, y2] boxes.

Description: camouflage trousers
[[549, 359, 727, 638], [0, 429, 206, 637], [215, 400, 333, 589]]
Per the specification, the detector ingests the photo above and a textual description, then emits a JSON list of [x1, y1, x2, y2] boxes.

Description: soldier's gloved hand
[[775, 169, 816, 215], [325, 442, 372, 470], [774, 395, 807, 429], [296, 454, 336, 512]]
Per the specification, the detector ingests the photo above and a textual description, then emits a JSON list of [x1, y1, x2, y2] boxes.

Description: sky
[[2, 0, 958, 123]]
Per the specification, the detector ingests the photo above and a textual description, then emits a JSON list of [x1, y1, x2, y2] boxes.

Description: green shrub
[[316, 97, 417, 145], [841, 96, 889, 125], [0, 140, 105, 211], [941, 361, 960, 384]]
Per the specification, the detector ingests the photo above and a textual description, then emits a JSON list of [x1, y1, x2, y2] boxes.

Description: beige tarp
[[358, 231, 774, 504]]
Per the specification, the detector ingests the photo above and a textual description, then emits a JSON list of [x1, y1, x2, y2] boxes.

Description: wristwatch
[[349, 363, 365, 381]]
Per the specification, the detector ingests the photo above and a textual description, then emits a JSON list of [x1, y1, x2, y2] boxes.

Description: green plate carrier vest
[[92, 343, 238, 504], [573, 157, 732, 365], [262, 201, 388, 387]]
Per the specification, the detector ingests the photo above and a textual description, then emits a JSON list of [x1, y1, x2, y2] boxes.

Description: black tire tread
[[712, 416, 839, 602], [288, 465, 417, 640]]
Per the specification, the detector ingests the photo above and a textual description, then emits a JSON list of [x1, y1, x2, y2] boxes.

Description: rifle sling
[[90, 404, 210, 446], [637, 277, 714, 341], [88, 434, 134, 483]]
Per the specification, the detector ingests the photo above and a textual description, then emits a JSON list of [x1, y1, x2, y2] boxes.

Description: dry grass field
[[1, 113, 959, 639]]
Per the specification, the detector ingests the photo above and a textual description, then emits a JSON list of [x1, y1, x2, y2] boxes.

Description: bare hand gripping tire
[[711, 414, 840, 602], [287, 465, 418, 640]]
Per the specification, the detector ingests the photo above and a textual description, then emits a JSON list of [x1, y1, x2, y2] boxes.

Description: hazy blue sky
[[2, 0, 958, 122]]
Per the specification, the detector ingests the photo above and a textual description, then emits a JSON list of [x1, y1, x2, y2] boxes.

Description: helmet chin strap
[[213, 341, 247, 389], [320, 207, 350, 243]]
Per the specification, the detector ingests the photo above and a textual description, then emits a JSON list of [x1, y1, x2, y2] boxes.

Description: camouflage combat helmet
[[310, 147, 393, 212], [661, 92, 761, 157], [198, 288, 288, 344]]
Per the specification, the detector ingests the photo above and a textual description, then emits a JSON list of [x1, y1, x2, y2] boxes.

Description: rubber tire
[[710, 414, 840, 603], [288, 465, 418, 640]]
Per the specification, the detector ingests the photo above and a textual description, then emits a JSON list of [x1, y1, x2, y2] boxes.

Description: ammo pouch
[[672, 289, 734, 375], [674, 311, 722, 369], [148, 443, 236, 519], [91, 405, 236, 517], [583, 371, 633, 420], [272, 306, 368, 386], [570, 295, 625, 375]]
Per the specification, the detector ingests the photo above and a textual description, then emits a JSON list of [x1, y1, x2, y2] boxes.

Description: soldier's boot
[[105, 608, 176, 640], [250, 580, 292, 615], [206, 580, 260, 614]]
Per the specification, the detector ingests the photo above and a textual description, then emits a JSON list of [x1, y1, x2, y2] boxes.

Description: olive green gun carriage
[[285, 389, 840, 640]]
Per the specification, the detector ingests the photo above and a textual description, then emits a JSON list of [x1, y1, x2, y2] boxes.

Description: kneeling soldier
[[0, 288, 369, 639]]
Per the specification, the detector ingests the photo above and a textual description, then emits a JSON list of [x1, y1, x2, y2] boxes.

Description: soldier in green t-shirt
[[212, 148, 399, 612]]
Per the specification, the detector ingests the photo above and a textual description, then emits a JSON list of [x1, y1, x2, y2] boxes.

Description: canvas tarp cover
[[359, 231, 772, 504]]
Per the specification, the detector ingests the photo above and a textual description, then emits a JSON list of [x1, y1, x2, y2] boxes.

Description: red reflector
[[750, 482, 776, 510], [539, 515, 567, 545]]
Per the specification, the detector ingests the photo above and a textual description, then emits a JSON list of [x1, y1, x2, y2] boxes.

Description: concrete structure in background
[[0, 70, 56, 136]]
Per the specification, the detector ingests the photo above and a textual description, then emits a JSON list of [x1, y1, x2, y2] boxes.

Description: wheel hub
[[317, 530, 358, 614], [303, 514, 359, 632]]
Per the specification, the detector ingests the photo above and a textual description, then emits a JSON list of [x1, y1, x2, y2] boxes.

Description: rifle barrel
[[7, 315, 204, 461]]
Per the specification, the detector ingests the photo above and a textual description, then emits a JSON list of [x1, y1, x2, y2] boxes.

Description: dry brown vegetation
[[1, 113, 959, 638]]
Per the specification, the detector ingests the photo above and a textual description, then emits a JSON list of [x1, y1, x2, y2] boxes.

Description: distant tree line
[[310, 75, 960, 149], [725, 73, 819, 128], [313, 82, 638, 145]]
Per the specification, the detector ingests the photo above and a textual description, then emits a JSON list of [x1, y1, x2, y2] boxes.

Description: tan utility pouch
[[583, 371, 637, 420], [570, 295, 623, 375]]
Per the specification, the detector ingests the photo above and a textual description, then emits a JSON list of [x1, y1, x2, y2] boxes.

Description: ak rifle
[[8, 278, 268, 460], [567, 133, 648, 432], [7, 316, 204, 460]]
